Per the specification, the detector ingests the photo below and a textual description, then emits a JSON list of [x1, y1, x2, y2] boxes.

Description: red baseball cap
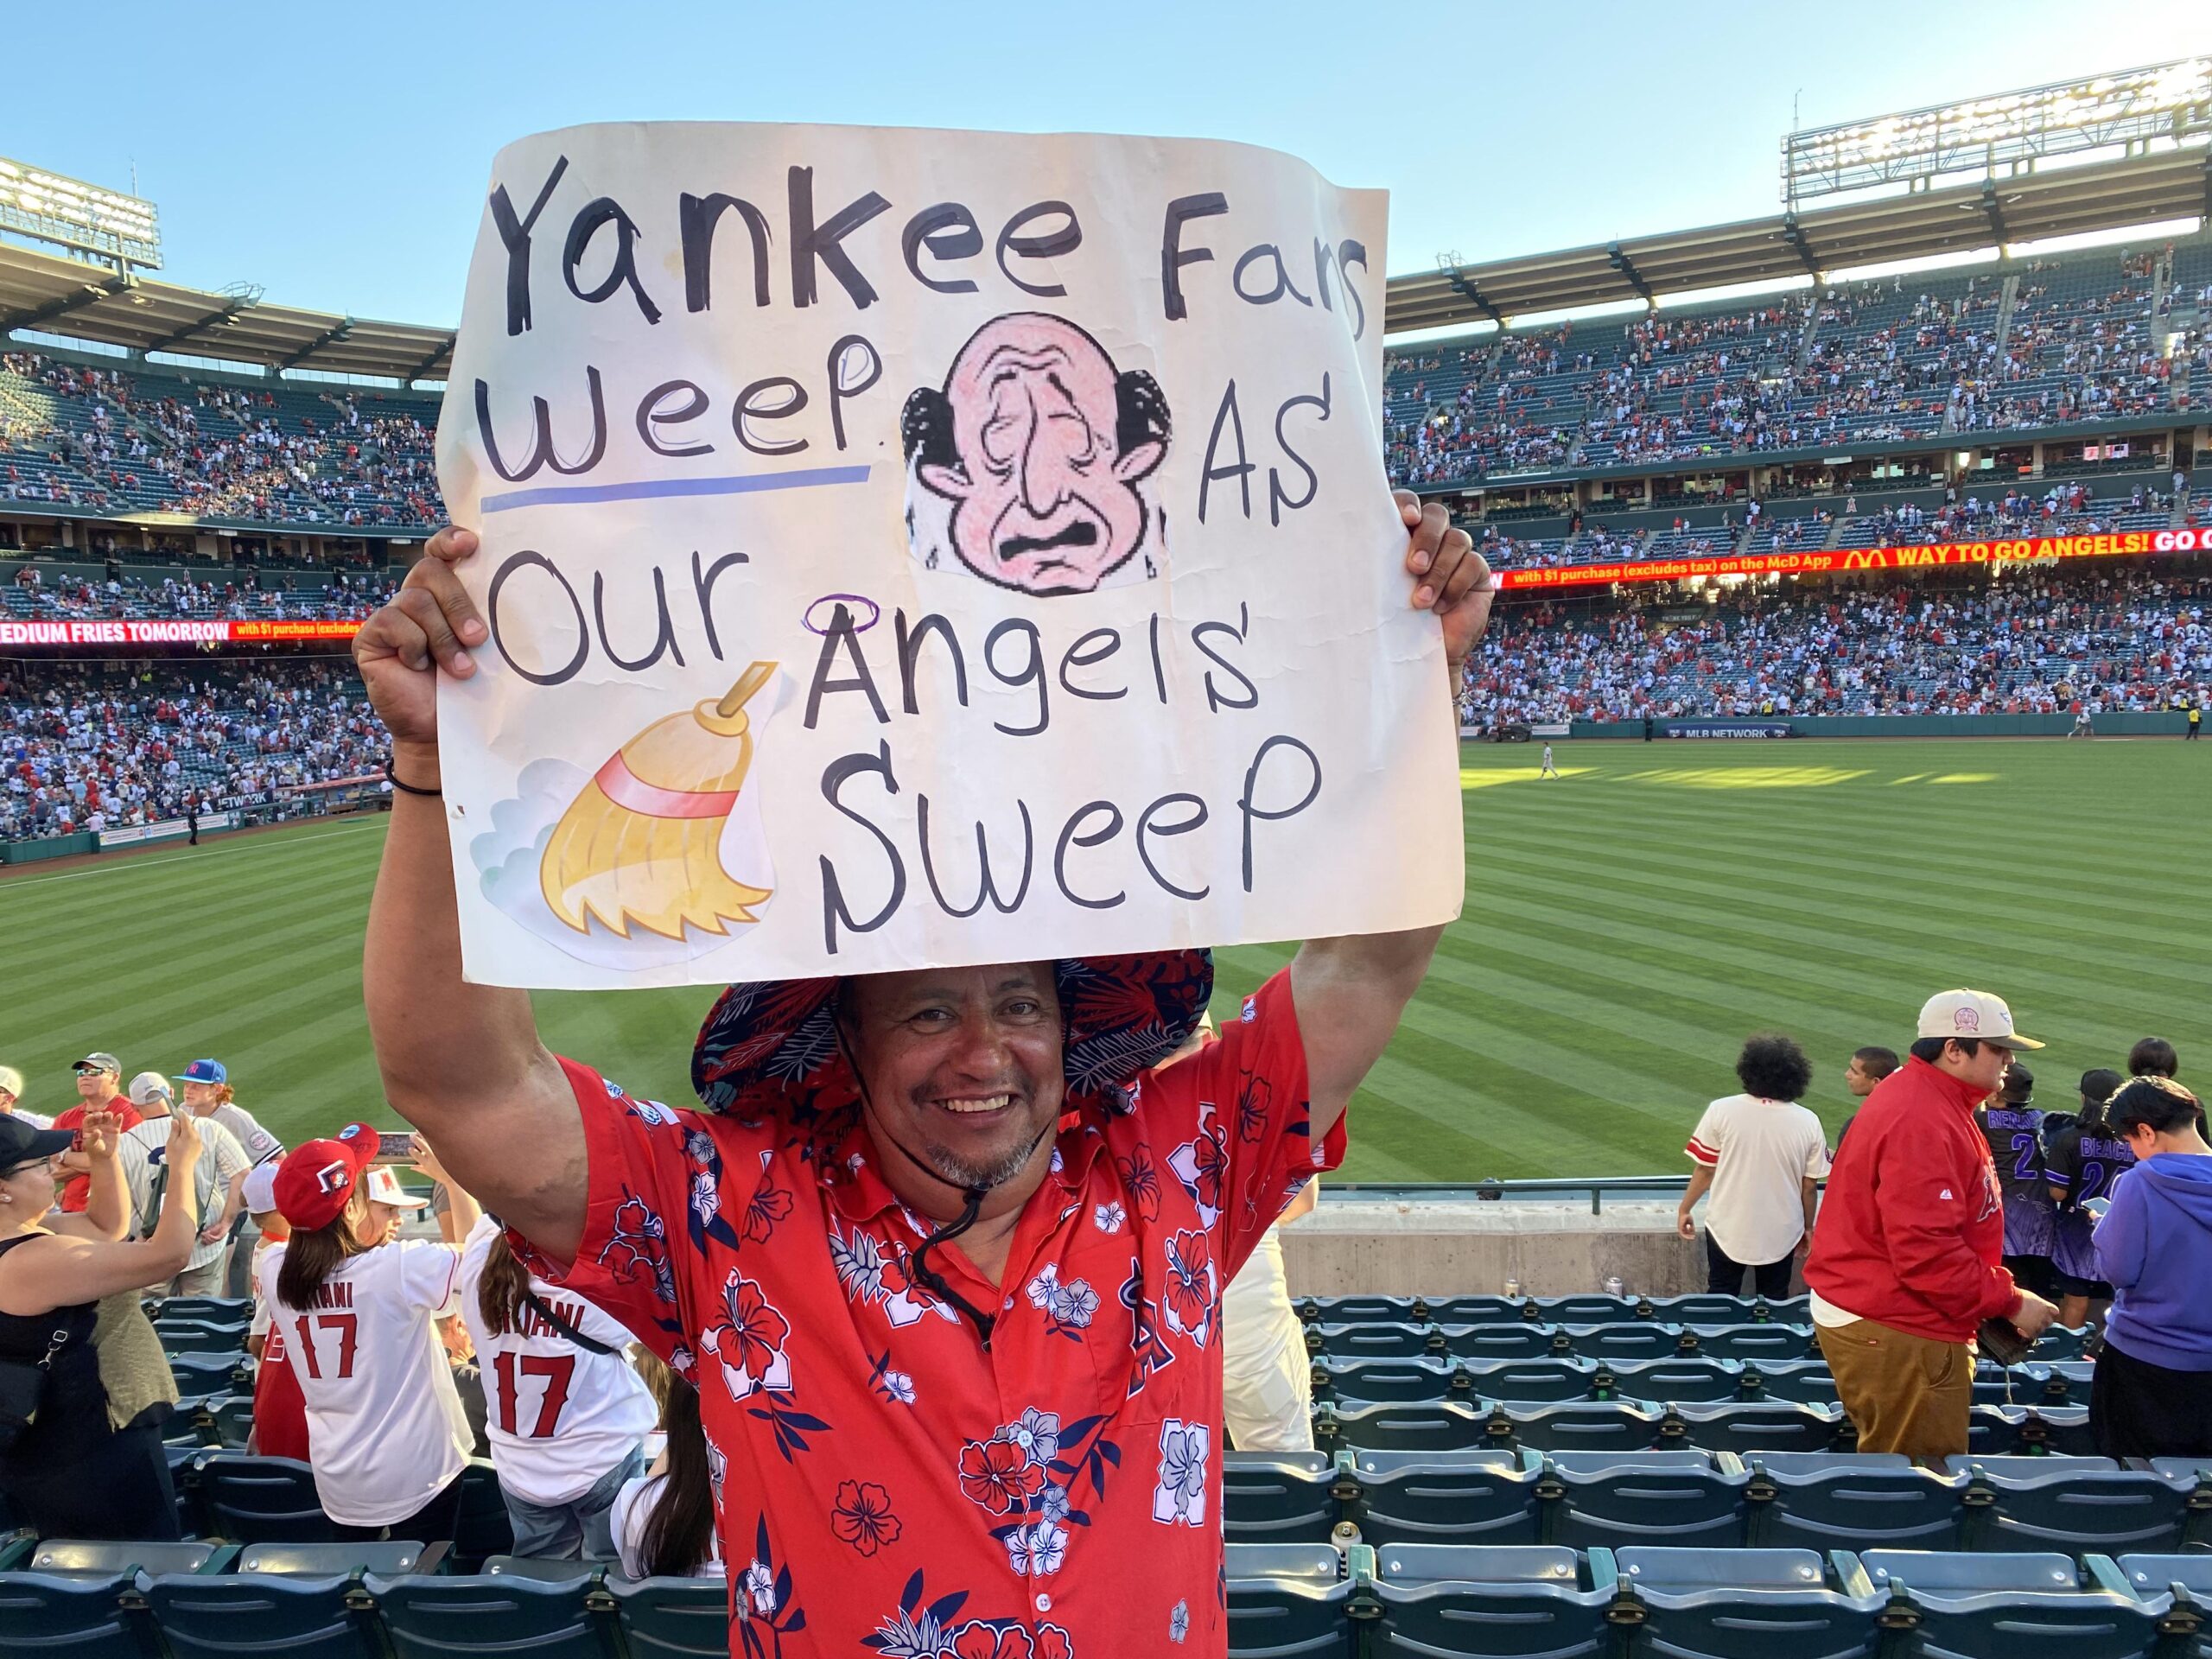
[[270, 1122, 379, 1231]]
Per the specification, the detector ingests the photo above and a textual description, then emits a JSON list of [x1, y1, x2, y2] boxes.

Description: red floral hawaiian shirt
[[531, 968, 1340, 1659]]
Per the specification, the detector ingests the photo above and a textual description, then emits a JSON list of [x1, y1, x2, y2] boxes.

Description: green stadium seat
[[23, 1540, 233, 1576], [1297, 1295, 1421, 1325], [2017, 1405, 2095, 1458], [1854, 1551, 2159, 1659], [0, 1566, 164, 1656], [238, 1542, 445, 1575], [169, 1352, 249, 1395], [156, 1297, 252, 1325], [0, 1532, 34, 1571], [451, 1460, 515, 1569], [2044, 1361, 2096, 1402], [1746, 1362, 1840, 1404], [1536, 1297, 1642, 1325], [1495, 1402, 1662, 1453], [365, 1570, 617, 1659], [1224, 1452, 1339, 1544], [1321, 1400, 1492, 1454], [1940, 1458, 2188, 1554], [1613, 1546, 1882, 1659], [607, 1574, 731, 1658], [1546, 1450, 1750, 1549], [1649, 1295, 1767, 1325], [484, 1555, 599, 1580], [1428, 1295, 1535, 1325], [1459, 1358, 1601, 1403], [196, 1453, 334, 1542], [145, 1564, 403, 1659], [1438, 1324, 1559, 1361], [1602, 1358, 1745, 1403], [207, 1394, 256, 1450], [1556, 1324, 1682, 1363], [1686, 1325, 1818, 1363], [165, 1395, 219, 1447], [1224, 1543, 1354, 1659], [1745, 1453, 1967, 1552], [155, 1319, 251, 1356], [1369, 1542, 1617, 1659], [1963, 1408, 2028, 1458], [1339, 1447, 1544, 1546], [166, 1443, 207, 1537], [2032, 1325, 2095, 1361], [1314, 1322, 1434, 1361], [1314, 1356, 1460, 1404], [1662, 1401, 1844, 1455]]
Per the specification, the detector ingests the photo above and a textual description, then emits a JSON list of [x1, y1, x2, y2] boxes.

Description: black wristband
[[385, 757, 442, 798]]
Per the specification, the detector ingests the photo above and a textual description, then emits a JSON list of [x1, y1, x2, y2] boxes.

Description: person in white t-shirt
[[261, 1122, 480, 1542], [457, 1214, 653, 1560], [0, 1065, 53, 1129], [1677, 1033, 1831, 1300], [1221, 1179, 1319, 1451], [609, 1373, 724, 1581]]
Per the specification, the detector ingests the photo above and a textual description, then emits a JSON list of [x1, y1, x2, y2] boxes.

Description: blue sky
[[10, 1, 2211, 330]]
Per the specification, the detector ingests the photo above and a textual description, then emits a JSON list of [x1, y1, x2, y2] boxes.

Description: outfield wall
[[1282, 1197, 1725, 1298], [1569, 712, 2190, 739]]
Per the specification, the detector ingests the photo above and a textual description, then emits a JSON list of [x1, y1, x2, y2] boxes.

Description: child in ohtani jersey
[[457, 1216, 654, 1560], [240, 1164, 309, 1462], [261, 1124, 480, 1542]]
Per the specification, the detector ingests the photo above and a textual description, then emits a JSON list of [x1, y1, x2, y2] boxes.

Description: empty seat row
[[1308, 1399, 2096, 1459], [1298, 1294, 1811, 1326], [1228, 1543, 2212, 1659], [0, 1540, 720, 1659], [1313, 1357, 2095, 1408], [1224, 1448, 2212, 1554]]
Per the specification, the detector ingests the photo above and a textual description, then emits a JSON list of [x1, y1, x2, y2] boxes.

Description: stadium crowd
[[0, 659, 385, 839], [1, 353, 442, 529], [1460, 565, 2212, 725]]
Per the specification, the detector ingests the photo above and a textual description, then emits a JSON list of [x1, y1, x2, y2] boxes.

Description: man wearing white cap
[[114, 1073, 252, 1297], [1805, 989, 2064, 1460], [0, 1065, 52, 1129]]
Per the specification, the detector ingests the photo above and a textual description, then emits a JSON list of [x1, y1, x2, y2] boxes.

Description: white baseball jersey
[[117, 1115, 251, 1270], [203, 1101, 284, 1166], [257, 1238, 473, 1526], [455, 1214, 655, 1506]]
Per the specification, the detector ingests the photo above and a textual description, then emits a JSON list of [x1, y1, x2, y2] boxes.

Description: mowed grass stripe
[[3, 741, 2201, 1179]]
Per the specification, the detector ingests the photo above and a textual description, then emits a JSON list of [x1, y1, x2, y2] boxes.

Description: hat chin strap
[[836, 1020, 1054, 1353]]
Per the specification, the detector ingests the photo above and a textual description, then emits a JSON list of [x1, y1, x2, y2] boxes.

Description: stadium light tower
[[0, 156, 162, 271], [1783, 57, 2212, 208]]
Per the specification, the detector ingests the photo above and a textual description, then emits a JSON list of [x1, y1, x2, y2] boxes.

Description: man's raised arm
[[358, 526, 588, 1262], [1292, 492, 1492, 1138]]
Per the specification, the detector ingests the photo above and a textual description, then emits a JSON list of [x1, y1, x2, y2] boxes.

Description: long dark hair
[[474, 1230, 534, 1336], [639, 1377, 716, 1578], [275, 1209, 365, 1310]]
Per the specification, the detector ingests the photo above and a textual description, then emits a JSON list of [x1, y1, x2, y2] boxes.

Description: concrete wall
[[1276, 1198, 1795, 1300]]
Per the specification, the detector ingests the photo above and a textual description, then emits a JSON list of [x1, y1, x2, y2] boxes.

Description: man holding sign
[[359, 123, 1487, 1657]]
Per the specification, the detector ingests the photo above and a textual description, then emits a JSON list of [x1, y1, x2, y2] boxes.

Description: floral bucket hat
[[691, 950, 1213, 1120]]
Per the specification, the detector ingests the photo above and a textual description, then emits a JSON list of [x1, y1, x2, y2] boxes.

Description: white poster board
[[435, 122, 1463, 989]]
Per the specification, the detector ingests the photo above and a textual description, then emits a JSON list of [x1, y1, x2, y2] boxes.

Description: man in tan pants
[[1804, 990, 2062, 1461]]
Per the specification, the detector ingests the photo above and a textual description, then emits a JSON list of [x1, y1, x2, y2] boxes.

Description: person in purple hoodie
[[2092, 1077, 2212, 1459]]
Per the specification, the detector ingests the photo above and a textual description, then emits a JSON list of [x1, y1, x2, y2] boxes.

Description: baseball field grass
[[3, 737, 2201, 1182]]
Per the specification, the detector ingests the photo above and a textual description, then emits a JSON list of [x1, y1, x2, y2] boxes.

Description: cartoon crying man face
[[902, 313, 1171, 596]]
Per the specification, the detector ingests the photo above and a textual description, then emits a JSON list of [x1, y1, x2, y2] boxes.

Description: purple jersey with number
[[2045, 1121, 2136, 1282], [1980, 1105, 2055, 1258]]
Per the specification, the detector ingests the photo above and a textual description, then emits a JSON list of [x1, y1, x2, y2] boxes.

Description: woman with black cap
[[0, 1105, 207, 1538]]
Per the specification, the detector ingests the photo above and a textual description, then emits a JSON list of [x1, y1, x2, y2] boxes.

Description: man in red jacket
[[1805, 989, 2063, 1459]]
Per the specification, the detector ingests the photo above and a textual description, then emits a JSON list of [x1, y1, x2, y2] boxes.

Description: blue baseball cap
[[174, 1058, 227, 1085]]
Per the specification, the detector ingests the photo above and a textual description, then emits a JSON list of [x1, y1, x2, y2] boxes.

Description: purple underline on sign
[[480, 464, 873, 513]]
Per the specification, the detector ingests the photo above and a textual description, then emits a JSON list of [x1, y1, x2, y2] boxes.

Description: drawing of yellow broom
[[539, 662, 779, 941]]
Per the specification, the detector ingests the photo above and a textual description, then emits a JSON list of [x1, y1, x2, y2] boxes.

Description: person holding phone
[[458, 1216, 653, 1560], [2090, 1077, 2212, 1459], [0, 1107, 205, 1538], [261, 1123, 480, 1542]]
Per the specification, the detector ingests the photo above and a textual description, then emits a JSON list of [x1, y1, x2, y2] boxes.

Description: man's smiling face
[[843, 962, 1066, 1194], [921, 315, 1163, 595]]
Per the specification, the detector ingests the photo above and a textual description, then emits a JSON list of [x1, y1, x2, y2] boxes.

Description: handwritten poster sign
[[434, 123, 1463, 989]]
